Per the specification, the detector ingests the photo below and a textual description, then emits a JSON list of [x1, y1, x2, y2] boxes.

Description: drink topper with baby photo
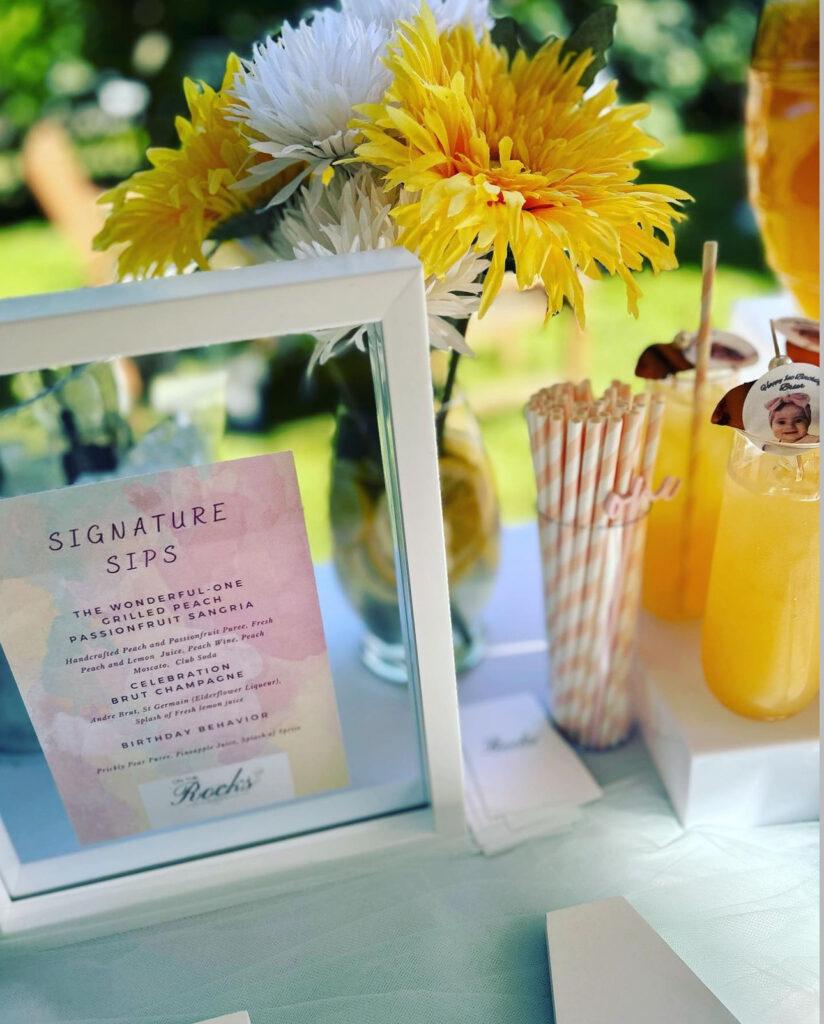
[[743, 364, 819, 448], [711, 335, 820, 452]]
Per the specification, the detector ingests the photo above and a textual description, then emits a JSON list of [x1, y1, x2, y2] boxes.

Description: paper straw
[[541, 409, 565, 628], [613, 408, 645, 515], [641, 394, 666, 487], [560, 418, 584, 534], [569, 413, 621, 727], [560, 415, 604, 703], [550, 415, 584, 719], [595, 397, 665, 746], [526, 379, 660, 749], [584, 405, 644, 746], [690, 240, 717, 456], [694, 241, 717, 396], [524, 407, 545, 485], [526, 407, 551, 512], [677, 240, 717, 608], [526, 401, 552, 686]]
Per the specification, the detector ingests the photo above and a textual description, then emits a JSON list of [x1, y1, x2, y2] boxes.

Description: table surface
[[0, 525, 818, 1024]]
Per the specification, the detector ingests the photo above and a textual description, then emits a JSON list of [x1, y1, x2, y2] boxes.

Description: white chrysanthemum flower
[[229, 8, 391, 200], [230, 1, 489, 202], [277, 168, 488, 367], [341, 0, 491, 36]]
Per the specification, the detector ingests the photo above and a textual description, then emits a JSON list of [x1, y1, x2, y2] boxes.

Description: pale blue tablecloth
[[0, 527, 818, 1024]]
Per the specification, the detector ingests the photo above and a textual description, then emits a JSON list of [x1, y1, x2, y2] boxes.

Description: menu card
[[0, 453, 348, 844]]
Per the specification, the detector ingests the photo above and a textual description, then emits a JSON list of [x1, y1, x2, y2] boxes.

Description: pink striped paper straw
[[583, 405, 644, 747], [557, 415, 603, 723], [540, 409, 565, 629], [677, 240, 718, 604], [550, 415, 584, 727], [525, 398, 551, 558], [525, 407, 545, 487], [525, 395, 566, 646], [596, 395, 666, 746], [568, 412, 622, 736]]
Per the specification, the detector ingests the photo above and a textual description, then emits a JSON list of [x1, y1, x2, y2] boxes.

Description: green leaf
[[561, 5, 617, 89], [490, 17, 547, 60], [209, 205, 282, 242]]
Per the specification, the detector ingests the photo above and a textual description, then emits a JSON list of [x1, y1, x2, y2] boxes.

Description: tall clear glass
[[746, 0, 820, 316], [702, 431, 819, 719], [642, 369, 737, 620]]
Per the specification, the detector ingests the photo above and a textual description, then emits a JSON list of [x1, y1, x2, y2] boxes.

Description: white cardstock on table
[[0, 249, 465, 935], [193, 1015, 251, 1024], [546, 897, 741, 1023]]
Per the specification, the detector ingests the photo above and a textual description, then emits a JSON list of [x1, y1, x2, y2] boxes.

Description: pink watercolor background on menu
[[0, 453, 348, 844]]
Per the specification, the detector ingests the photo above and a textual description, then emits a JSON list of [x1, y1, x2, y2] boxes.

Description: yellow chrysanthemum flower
[[93, 55, 299, 279], [353, 6, 692, 320]]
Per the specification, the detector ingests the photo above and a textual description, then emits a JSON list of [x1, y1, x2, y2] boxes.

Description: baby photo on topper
[[742, 363, 820, 447]]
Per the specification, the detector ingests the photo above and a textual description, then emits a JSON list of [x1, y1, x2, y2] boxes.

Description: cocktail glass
[[642, 368, 737, 620]]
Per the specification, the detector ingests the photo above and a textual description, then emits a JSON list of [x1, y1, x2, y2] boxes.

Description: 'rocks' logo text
[[169, 766, 261, 806]]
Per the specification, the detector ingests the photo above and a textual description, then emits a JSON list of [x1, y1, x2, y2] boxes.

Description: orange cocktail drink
[[702, 432, 819, 719]]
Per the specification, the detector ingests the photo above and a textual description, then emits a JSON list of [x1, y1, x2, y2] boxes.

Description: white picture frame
[[0, 248, 465, 936]]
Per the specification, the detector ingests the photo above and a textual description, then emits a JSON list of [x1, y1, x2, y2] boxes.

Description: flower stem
[[436, 347, 462, 453]]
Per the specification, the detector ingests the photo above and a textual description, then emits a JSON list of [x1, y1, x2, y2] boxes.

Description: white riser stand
[[637, 612, 819, 828]]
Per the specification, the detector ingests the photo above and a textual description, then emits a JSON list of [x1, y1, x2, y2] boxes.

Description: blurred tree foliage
[[78, 0, 303, 148], [0, 0, 87, 211], [77, 0, 760, 148], [494, 0, 760, 139], [0, 0, 151, 216], [0, 0, 763, 267], [0, 0, 85, 136], [0, 0, 313, 218]]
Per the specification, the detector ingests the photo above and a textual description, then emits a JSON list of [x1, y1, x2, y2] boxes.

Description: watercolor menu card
[[0, 453, 348, 844]]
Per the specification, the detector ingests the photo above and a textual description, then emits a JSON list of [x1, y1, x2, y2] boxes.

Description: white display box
[[637, 612, 819, 828], [0, 249, 466, 935]]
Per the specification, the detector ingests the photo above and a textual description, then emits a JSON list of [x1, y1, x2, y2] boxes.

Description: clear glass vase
[[330, 393, 500, 683]]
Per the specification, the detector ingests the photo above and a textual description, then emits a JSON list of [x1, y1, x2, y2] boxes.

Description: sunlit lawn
[[0, 221, 85, 299], [0, 220, 775, 561]]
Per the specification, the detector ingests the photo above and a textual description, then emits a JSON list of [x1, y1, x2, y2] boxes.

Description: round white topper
[[742, 362, 820, 448]]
